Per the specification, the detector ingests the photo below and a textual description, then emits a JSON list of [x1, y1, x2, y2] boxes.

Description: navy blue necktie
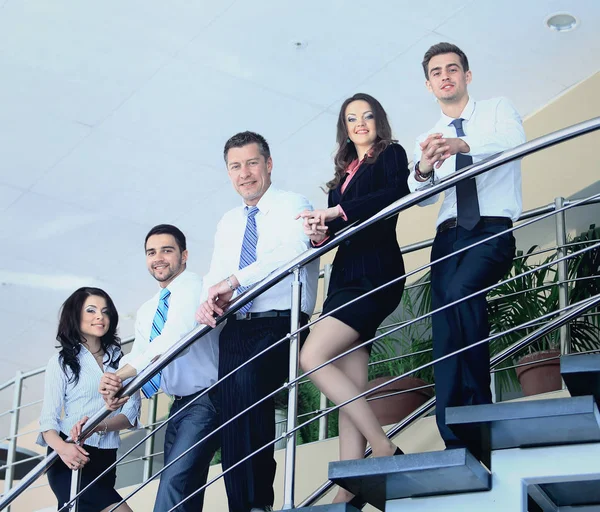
[[451, 118, 480, 230], [141, 287, 170, 398], [237, 206, 259, 314]]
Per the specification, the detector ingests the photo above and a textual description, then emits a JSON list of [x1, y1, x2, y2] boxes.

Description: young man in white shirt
[[99, 224, 220, 511], [196, 131, 318, 512], [408, 43, 526, 450]]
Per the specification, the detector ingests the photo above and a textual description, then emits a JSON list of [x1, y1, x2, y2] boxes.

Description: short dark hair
[[223, 131, 271, 163], [144, 224, 187, 252], [422, 42, 469, 79]]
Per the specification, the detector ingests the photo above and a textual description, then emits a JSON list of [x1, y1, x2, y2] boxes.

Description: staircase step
[[561, 353, 600, 402], [529, 478, 600, 509], [328, 448, 491, 511], [290, 504, 360, 511], [446, 395, 600, 450]]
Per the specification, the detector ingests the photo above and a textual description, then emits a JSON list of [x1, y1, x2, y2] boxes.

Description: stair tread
[[289, 504, 361, 511], [561, 353, 600, 402], [446, 395, 600, 450], [328, 448, 491, 511]]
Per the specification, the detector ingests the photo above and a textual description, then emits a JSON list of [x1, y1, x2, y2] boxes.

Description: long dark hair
[[327, 93, 395, 191], [56, 287, 121, 383]]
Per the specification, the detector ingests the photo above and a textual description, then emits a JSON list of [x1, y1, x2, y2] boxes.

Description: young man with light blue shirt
[[99, 224, 220, 512], [408, 42, 526, 450]]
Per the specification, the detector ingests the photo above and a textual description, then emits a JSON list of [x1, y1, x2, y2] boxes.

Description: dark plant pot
[[515, 349, 562, 396], [366, 376, 433, 426]]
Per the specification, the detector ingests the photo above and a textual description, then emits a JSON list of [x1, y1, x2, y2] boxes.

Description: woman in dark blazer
[[298, 93, 410, 505]]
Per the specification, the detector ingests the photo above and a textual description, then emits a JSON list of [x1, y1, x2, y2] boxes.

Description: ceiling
[[1, 0, 599, 430]]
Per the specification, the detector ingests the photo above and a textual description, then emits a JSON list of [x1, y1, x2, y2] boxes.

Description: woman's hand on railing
[[296, 208, 331, 242], [56, 437, 90, 471], [99, 372, 129, 410]]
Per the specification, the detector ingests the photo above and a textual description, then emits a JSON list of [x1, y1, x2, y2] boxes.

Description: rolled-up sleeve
[[119, 386, 141, 429], [37, 355, 67, 447]]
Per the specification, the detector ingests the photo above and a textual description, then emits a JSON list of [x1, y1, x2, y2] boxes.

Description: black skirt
[[47, 434, 122, 512], [322, 275, 405, 351]]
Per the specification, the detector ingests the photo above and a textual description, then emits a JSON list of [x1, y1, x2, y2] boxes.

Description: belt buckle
[[235, 312, 250, 321]]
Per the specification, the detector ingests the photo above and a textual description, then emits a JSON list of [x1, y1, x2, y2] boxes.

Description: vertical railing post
[[555, 196, 571, 354], [282, 267, 302, 509], [143, 394, 158, 480], [69, 465, 81, 512], [318, 263, 332, 441], [4, 371, 23, 512]]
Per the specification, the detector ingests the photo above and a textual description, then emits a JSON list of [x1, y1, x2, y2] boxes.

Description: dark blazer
[[326, 142, 410, 290]]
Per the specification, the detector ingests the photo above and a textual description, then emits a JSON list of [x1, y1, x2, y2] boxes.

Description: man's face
[[145, 234, 187, 287], [226, 143, 272, 206], [426, 52, 471, 104]]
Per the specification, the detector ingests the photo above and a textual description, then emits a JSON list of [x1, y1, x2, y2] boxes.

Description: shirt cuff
[[311, 235, 330, 247]]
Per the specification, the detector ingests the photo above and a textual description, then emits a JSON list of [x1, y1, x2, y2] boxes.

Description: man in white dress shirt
[[99, 224, 220, 511], [196, 131, 318, 512], [408, 43, 526, 450]]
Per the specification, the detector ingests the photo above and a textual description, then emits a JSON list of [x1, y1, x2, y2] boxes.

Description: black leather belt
[[437, 216, 513, 233], [234, 309, 292, 321], [173, 388, 206, 401]]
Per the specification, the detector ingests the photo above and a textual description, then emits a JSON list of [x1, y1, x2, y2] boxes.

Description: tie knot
[[451, 118, 465, 135], [160, 288, 171, 301], [245, 206, 259, 219]]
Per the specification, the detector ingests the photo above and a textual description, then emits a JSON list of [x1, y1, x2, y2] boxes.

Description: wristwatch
[[415, 161, 433, 181], [225, 276, 236, 291]]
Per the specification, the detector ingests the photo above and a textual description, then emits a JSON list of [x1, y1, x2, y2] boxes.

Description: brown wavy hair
[[326, 93, 394, 191]]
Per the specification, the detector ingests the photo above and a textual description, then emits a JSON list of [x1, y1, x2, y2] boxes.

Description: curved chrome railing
[[1, 116, 598, 510]]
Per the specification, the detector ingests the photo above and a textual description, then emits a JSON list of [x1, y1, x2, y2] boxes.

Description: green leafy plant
[[369, 276, 434, 384], [488, 224, 600, 393]]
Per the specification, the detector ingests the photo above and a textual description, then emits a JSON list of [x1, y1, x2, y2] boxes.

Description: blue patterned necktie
[[451, 118, 481, 230], [237, 206, 259, 314], [141, 287, 171, 398]]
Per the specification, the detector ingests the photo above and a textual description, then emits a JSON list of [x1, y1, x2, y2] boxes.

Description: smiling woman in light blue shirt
[[38, 287, 140, 512]]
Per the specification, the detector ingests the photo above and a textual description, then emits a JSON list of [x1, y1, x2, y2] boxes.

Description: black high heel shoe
[[348, 447, 404, 509]]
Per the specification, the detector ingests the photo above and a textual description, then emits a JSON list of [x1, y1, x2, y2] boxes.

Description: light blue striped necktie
[[237, 206, 259, 314], [141, 287, 171, 398]]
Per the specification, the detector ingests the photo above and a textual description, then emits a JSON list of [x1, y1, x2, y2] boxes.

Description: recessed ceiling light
[[545, 12, 578, 32]]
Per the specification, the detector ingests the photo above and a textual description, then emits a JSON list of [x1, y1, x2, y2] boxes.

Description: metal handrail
[[1, 116, 598, 509], [297, 292, 600, 506], [104, 239, 598, 511]]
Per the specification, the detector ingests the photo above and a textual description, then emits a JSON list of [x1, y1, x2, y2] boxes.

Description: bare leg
[[330, 345, 369, 503], [102, 503, 132, 512], [299, 316, 396, 459]]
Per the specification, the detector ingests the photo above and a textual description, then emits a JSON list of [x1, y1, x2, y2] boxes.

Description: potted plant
[[488, 224, 600, 396], [366, 282, 435, 426]]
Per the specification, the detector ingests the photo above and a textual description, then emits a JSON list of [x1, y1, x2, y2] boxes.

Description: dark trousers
[[219, 314, 306, 512], [430, 222, 515, 446], [154, 389, 220, 512]]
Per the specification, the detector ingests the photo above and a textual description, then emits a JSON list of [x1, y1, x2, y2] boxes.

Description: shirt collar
[[440, 96, 476, 126], [156, 268, 190, 295], [240, 184, 277, 215]]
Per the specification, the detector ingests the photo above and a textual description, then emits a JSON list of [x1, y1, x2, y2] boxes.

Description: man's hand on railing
[[99, 372, 129, 409], [196, 280, 235, 327], [419, 133, 470, 171]]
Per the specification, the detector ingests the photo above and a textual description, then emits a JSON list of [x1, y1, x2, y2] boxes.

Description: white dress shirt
[[203, 185, 318, 316], [37, 345, 141, 449], [408, 96, 526, 228], [120, 270, 220, 397]]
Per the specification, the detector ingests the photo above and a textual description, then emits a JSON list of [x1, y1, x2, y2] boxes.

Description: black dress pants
[[218, 314, 307, 512], [430, 221, 515, 446]]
